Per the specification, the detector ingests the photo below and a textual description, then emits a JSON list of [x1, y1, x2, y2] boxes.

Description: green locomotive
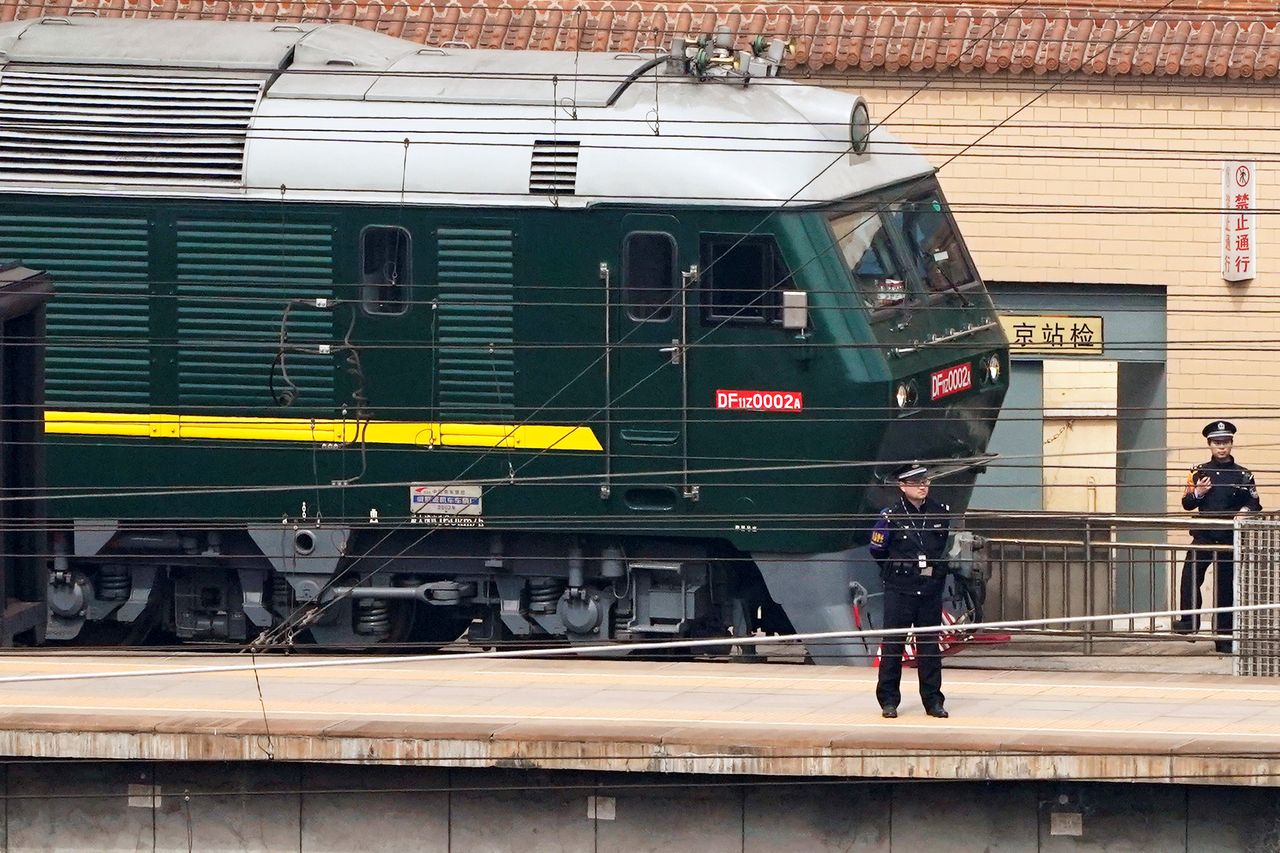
[[0, 18, 1007, 661]]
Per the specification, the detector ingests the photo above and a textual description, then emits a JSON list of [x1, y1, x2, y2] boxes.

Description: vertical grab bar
[[599, 262, 612, 500], [680, 264, 699, 502]]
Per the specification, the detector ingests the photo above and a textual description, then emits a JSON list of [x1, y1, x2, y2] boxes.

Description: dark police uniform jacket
[[869, 497, 952, 595], [1181, 456, 1262, 545]]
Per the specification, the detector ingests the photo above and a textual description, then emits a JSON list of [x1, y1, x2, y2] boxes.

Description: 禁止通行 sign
[[1223, 161, 1256, 283]]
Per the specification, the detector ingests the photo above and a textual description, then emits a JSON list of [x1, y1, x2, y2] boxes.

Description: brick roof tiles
[[5, 1, 1280, 80]]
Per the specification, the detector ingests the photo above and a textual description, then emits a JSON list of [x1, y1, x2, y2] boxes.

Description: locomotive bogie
[[50, 524, 739, 648]]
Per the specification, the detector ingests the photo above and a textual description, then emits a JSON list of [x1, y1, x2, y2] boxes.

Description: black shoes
[[1172, 620, 1195, 636], [1215, 642, 1232, 654], [880, 704, 949, 718]]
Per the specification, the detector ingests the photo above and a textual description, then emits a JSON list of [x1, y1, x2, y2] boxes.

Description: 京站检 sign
[[999, 314, 1103, 356]]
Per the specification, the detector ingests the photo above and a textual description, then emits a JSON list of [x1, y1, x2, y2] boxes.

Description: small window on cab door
[[623, 231, 677, 322], [361, 225, 411, 315], [700, 234, 789, 324]]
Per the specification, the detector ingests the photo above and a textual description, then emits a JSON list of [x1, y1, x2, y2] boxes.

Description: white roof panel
[[0, 18, 315, 71], [0, 18, 937, 207], [364, 50, 656, 107]]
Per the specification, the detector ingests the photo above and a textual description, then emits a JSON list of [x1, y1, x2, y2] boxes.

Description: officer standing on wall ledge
[[870, 462, 952, 719], [1175, 420, 1262, 653]]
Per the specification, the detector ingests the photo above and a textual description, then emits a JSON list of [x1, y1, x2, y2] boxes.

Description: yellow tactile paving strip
[[0, 655, 1277, 783]]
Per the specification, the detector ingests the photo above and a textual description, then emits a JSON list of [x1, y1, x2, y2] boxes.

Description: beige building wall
[[1042, 360, 1119, 513], [836, 78, 1279, 514]]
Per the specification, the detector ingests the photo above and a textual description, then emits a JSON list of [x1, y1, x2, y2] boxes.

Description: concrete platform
[[0, 654, 1277, 786]]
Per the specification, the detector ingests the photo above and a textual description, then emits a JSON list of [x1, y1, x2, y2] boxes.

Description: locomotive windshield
[[829, 186, 978, 310]]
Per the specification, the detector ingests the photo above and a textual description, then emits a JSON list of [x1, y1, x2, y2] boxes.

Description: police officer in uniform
[[1175, 420, 1262, 653], [870, 462, 952, 719]]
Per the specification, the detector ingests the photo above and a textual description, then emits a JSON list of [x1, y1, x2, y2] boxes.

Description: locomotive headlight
[[893, 380, 918, 409], [849, 98, 871, 154], [983, 353, 1002, 384]]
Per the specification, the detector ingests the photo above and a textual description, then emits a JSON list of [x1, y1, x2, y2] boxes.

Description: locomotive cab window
[[700, 234, 790, 324], [900, 191, 977, 297], [623, 231, 677, 322], [829, 210, 909, 310], [361, 225, 411, 315]]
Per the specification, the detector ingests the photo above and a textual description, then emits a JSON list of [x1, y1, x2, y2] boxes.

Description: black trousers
[[876, 587, 945, 709], [1178, 542, 1233, 637]]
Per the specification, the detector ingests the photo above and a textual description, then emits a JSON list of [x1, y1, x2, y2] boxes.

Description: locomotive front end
[[827, 179, 1009, 516], [749, 172, 1008, 665]]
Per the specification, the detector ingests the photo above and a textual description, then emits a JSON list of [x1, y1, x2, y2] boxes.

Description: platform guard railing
[[966, 514, 1237, 655]]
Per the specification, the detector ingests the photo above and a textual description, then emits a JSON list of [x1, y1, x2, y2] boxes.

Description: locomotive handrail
[[889, 320, 1000, 357], [877, 453, 995, 485]]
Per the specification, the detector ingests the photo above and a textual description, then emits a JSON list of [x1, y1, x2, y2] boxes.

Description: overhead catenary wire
[[8, 118, 1280, 166], [0, 600, 1274, 685]]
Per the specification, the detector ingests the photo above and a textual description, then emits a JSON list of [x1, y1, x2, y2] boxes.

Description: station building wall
[[829, 78, 1277, 517]]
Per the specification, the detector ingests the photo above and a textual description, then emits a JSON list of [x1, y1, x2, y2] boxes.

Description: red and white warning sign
[[715, 389, 803, 412], [1223, 161, 1257, 282]]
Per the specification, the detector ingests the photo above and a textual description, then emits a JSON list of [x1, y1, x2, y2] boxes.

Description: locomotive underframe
[[46, 522, 783, 649]]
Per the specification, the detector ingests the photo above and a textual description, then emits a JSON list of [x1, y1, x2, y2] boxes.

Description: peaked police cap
[[894, 462, 930, 482], [1202, 421, 1238, 441]]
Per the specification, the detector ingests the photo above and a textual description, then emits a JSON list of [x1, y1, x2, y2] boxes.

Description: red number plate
[[930, 363, 972, 400], [715, 390, 803, 412]]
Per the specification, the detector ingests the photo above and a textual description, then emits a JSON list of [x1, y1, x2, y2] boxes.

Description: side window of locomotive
[[899, 192, 977, 296], [360, 225, 411, 316], [829, 210, 908, 310], [623, 231, 677, 322], [700, 235, 789, 324]]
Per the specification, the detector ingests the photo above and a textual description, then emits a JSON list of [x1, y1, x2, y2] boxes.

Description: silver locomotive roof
[[0, 17, 934, 207]]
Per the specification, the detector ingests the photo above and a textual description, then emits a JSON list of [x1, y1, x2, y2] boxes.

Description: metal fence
[[968, 514, 1235, 655]]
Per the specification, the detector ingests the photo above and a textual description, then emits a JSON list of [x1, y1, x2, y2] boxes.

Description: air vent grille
[[529, 140, 579, 195], [0, 67, 263, 185], [0, 214, 151, 408], [175, 220, 335, 409], [435, 227, 516, 421]]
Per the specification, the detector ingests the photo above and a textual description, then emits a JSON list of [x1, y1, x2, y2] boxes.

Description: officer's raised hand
[[1193, 475, 1212, 499]]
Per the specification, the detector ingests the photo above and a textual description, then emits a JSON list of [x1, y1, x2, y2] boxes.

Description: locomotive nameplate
[[715, 390, 803, 412], [929, 363, 972, 400], [410, 483, 485, 527]]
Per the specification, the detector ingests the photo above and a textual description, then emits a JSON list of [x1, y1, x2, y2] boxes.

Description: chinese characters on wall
[[998, 315, 1104, 356], [1223, 161, 1257, 283]]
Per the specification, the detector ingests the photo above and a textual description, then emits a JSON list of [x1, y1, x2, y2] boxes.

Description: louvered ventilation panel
[[175, 220, 335, 409], [0, 214, 151, 408], [529, 140, 579, 195], [436, 227, 516, 421], [0, 67, 263, 185]]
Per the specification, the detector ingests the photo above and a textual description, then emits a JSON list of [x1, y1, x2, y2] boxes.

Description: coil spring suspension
[[271, 576, 294, 613], [97, 565, 131, 601], [353, 598, 392, 636], [527, 578, 565, 613]]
